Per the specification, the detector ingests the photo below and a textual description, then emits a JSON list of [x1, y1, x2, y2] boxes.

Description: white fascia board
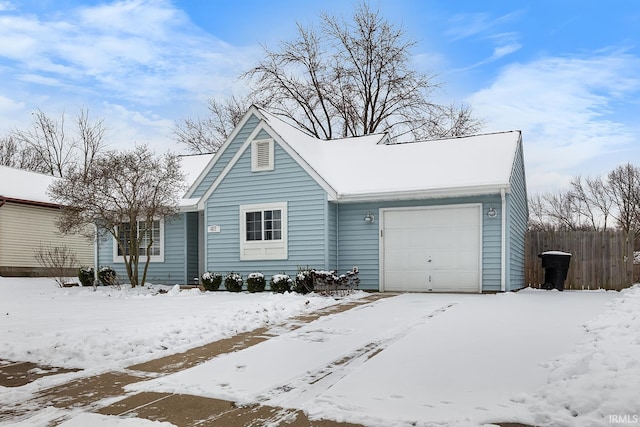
[[196, 127, 257, 210], [271, 135, 338, 201], [185, 105, 263, 198], [179, 197, 201, 212], [194, 121, 338, 211], [334, 183, 512, 203]]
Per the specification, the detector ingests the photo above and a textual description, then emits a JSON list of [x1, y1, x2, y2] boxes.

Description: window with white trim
[[113, 219, 164, 263], [240, 202, 287, 260], [251, 138, 274, 171]]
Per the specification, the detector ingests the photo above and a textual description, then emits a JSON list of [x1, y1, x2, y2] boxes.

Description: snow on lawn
[[2, 278, 639, 427], [0, 277, 350, 372], [127, 288, 635, 427]]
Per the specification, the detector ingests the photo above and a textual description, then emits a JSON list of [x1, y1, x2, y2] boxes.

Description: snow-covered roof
[[178, 153, 214, 210], [0, 165, 58, 206], [0, 154, 214, 210], [259, 108, 521, 201], [179, 153, 215, 189]]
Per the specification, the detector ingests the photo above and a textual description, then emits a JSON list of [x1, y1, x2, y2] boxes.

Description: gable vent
[[252, 139, 274, 171]]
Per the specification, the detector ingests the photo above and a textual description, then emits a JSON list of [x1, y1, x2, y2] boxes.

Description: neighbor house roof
[[178, 153, 215, 210], [0, 165, 59, 207], [258, 107, 521, 201]]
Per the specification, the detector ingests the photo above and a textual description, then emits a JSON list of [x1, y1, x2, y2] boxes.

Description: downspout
[[184, 216, 188, 286], [336, 204, 339, 271], [94, 224, 99, 284], [500, 188, 507, 292]]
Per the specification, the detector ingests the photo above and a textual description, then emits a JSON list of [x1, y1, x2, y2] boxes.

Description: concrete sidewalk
[[1, 294, 392, 426], [1, 292, 534, 427]]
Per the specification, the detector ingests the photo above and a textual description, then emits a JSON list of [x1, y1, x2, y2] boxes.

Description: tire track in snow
[[257, 302, 456, 410]]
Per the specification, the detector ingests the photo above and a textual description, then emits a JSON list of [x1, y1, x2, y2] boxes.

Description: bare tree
[[0, 135, 41, 170], [175, 96, 253, 154], [245, 2, 478, 141], [11, 109, 73, 177], [530, 163, 640, 245], [427, 103, 485, 138], [33, 244, 78, 287], [76, 108, 107, 180], [607, 163, 640, 237], [179, 2, 482, 152], [10, 108, 107, 177], [569, 176, 613, 231], [532, 191, 585, 231], [48, 145, 187, 287]]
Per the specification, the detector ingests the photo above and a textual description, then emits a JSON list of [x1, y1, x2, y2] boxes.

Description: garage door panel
[[382, 205, 481, 293]]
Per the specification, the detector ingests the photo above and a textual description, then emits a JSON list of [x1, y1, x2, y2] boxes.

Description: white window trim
[[251, 138, 274, 172], [113, 218, 165, 263], [239, 202, 287, 260]]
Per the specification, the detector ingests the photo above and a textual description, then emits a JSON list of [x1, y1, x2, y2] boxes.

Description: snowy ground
[[1, 278, 639, 427]]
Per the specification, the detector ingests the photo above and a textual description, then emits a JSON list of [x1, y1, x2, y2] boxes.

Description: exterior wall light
[[364, 211, 375, 224], [487, 206, 497, 218]]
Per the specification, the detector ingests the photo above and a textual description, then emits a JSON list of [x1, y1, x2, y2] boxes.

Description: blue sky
[[0, 0, 638, 194]]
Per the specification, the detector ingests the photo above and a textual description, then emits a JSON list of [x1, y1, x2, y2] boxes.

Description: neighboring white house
[[0, 165, 93, 276]]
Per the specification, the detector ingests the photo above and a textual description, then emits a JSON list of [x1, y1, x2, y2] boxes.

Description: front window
[[114, 219, 164, 262], [239, 202, 287, 260], [246, 209, 282, 241]]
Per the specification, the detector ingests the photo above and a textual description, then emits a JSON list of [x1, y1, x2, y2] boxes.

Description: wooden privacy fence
[[525, 230, 634, 290]]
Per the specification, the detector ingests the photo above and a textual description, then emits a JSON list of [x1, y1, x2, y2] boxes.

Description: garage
[[381, 204, 482, 292]]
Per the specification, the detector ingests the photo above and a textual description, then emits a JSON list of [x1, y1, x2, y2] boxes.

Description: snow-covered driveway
[[126, 289, 629, 427]]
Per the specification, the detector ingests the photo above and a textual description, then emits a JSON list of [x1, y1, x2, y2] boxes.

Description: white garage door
[[381, 205, 482, 292]]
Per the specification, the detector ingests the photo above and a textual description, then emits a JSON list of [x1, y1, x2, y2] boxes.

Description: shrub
[[33, 244, 78, 288], [247, 272, 266, 293], [293, 267, 314, 294], [224, 272, 243, 292], [78, 266, 95, 287], [270, 274, 292, 293], [98, 266, 117, 286], [201, 271, 222, 291]]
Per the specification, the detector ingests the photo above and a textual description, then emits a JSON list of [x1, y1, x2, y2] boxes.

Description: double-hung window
[[113, 219, 164, 263], [240, 202, 287, 260]]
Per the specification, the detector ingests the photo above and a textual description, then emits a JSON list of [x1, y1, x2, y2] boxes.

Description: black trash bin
[[538, 251, 572, 291]]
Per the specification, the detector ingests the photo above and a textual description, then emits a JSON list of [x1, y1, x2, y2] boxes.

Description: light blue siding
[[336, 197, 505, 291], [482, 195, 503, 292], [97, 214, 188, 285], [204, 136, 329, 283], [327, 203, 338, 271], [190, 114, 261, 198], [506, 138, 528, 291]]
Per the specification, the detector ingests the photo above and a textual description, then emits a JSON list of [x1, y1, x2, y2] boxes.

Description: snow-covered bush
[[270, 274, 292, 293], [224, 272, 243, 292], [201, 271, 222, 291], [98, 266, 117, 286], [247, 272, 266, 293], [293, 267, 314, 294], [77, 266, 94, 287]]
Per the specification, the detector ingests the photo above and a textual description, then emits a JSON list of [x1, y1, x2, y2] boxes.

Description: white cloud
[[446, 11, 523, 41], [0, 94, 23, 112], [101, 102, 176, 150], [468, 51, 640, 194], [0, 1, 14, 12], [0, 0, 263, 151], [0, 0, 258, 106], [491, 42, 521, 60]]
